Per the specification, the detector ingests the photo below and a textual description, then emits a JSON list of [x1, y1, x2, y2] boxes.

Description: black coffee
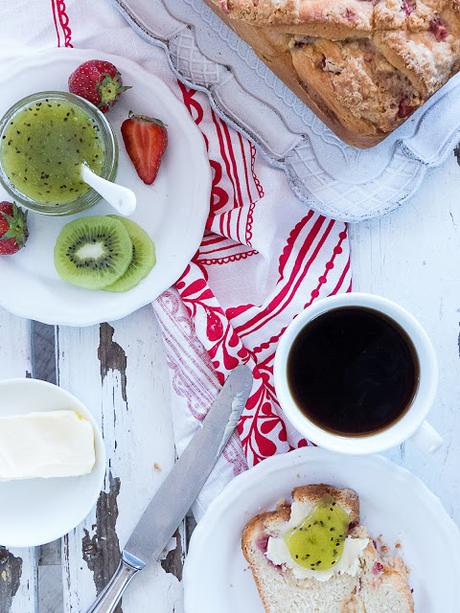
[[287, 307, 419, 436]]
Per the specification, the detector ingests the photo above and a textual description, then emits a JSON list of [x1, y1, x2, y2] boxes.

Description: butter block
[[0, 410, 96, 480]]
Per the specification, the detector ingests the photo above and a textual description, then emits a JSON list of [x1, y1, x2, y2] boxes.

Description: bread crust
[[213, 0, 374, 31], [207, 0, 460, 147], [241, 505, 291, 559], [241, 505, 292, 613], [292, 484, 360, 523]]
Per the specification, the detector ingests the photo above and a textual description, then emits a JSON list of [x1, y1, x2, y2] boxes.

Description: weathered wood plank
[[58, 306, 183, 612], [30, 322, 56, 385], [350, 147, 460, 525], [1, 147, 458, 613], [30, 322, 63, 613], [0, 309, 38, 613], [0, 549, 27, 613], [81, 471, 122, 613]]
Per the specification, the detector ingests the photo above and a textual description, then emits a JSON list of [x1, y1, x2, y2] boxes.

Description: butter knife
[[86, 364, 253, 613]]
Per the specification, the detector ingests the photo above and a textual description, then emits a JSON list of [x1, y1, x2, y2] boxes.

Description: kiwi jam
[[0, 98, 105, 205], [285, 498, 350, 571]]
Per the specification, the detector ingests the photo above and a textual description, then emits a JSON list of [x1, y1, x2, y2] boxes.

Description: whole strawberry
[[121, 112, 168, 185], [68, 59, 130, 113], [0, 202, 29, 255]]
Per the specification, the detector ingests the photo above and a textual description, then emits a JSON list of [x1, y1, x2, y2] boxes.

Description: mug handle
[[409, 420, 443, 453]]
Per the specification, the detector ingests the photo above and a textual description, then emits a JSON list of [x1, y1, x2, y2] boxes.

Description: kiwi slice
[[104, 216, 155, 292], [54, 216, 133, 290]]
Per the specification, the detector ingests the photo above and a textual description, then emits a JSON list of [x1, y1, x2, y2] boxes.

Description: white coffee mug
[[274, 293, 442, 455]]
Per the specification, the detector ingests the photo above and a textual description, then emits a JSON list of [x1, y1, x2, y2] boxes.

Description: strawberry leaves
[[0, 202, 29, 255]]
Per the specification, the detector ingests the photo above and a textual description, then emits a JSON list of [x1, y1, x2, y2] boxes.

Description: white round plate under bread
[[184, 448, 460, 613], [0, 47, 211, 326], [0, 378, 105, 547]]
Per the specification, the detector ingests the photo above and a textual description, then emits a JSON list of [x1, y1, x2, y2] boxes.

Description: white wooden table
[[0, 144, 459, 612]]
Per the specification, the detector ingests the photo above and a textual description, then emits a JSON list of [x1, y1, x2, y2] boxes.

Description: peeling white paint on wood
[[350, 151, 460, 526], [0, 150, 460, 612], [0, 312, 37, 613], [57, 306, 182, 612]]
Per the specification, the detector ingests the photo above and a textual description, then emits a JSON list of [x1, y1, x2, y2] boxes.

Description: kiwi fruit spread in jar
[[0, 96, 105, 205]]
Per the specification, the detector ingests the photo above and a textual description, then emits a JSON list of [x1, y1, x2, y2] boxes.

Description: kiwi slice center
[[54, 216, 133, 290], [74, 240, 109, 261]]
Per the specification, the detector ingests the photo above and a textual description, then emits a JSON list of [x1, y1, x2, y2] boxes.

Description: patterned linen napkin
[[151, 90, 352, 515], [1, 0, 351, 517]]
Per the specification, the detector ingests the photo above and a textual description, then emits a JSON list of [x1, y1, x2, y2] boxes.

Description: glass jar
[[0, 91, 118, 215]]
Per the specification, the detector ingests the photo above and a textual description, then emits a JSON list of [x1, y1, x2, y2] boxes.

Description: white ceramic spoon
[[81, 164, 136, 217]]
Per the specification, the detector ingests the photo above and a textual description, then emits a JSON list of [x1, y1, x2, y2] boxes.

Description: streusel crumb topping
[[212, 0, 460, 134]]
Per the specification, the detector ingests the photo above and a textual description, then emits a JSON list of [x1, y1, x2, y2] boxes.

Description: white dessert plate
[[0, 378, 105, 547], [0, 47, 211, 326], [184, 448, 460, 613]]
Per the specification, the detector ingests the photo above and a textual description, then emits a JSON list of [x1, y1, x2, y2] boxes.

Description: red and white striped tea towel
[[2, 0, 351, 517], [153, 84, 351, 514]]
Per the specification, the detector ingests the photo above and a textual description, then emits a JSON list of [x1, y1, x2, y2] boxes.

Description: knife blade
[[87, 364, 253, 613]]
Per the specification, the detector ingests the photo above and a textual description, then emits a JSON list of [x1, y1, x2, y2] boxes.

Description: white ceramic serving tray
[[113, 0, 460, 222]]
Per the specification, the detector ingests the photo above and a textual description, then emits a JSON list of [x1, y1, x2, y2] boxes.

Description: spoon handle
[[81, 164, 136, 216]]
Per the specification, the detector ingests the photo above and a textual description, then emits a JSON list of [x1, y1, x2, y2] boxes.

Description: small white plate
[[184, 448, 460, 613], [0, 379, 105, 547], [0, 48, 211, 326]]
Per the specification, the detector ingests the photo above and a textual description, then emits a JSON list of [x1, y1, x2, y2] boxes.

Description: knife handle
[[86, 552, 145, 613]]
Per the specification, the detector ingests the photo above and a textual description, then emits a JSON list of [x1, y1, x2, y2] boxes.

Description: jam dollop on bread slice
[[241, 484, 414, 613]]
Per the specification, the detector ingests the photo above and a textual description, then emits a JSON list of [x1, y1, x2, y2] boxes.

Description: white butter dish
[[0, 379, 105, 547]]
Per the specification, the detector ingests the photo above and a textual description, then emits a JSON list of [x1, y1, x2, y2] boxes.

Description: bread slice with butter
[[241, 484, 414, 613]]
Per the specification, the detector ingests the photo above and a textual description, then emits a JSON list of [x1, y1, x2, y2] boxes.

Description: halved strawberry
[[121, 112, 168, 185]]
